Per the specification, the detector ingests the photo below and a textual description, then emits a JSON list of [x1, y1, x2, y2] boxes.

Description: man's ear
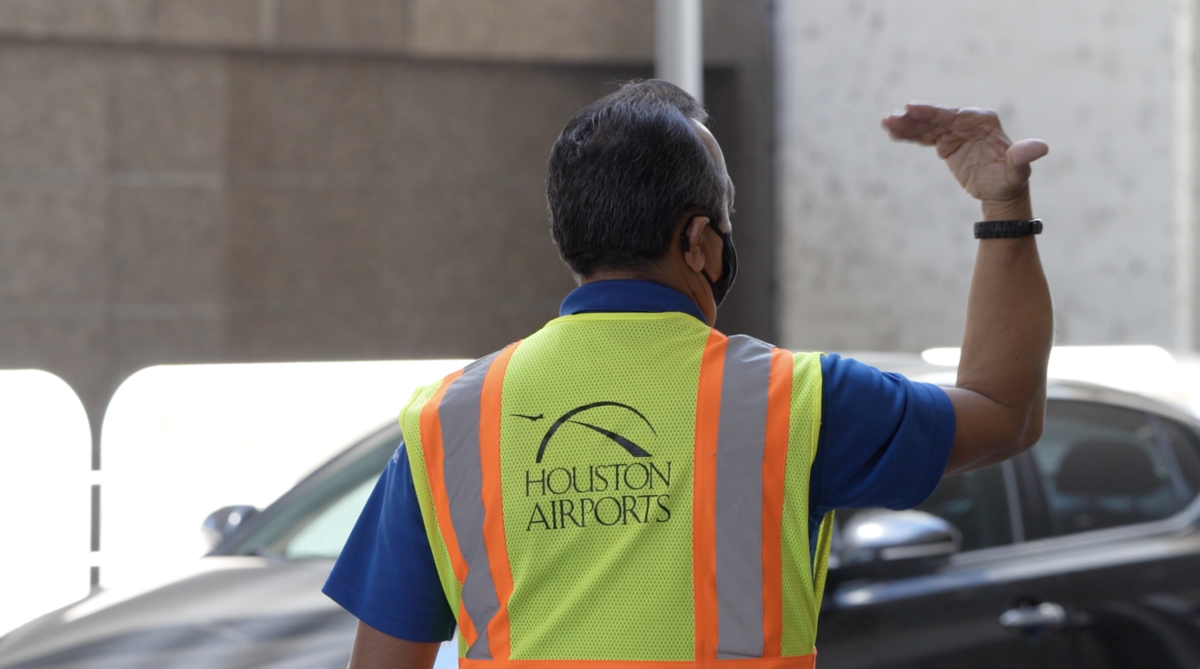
[[681, 215, 709, 273]]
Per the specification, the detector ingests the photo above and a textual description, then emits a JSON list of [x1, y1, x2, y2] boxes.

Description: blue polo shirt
[[324, 280, 955, 642]]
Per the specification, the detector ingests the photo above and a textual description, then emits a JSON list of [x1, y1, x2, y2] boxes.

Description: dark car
[[819, 381, 1200, 667], [3, 381, 1200, 667]]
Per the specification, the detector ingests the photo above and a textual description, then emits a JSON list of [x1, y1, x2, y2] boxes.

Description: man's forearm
[[948, 191, 1053, 472]]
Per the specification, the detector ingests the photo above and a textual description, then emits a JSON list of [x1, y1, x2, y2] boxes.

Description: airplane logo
[[526, 401, 656, 464]]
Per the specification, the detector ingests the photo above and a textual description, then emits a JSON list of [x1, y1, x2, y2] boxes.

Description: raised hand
[[881, 104, 1048, 219]]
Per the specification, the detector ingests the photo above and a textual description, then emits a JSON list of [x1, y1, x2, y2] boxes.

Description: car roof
[[1042, 379, 1200, 424], [839, 350, 1200, 426]]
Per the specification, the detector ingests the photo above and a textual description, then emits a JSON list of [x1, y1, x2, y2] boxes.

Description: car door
[[817, 461, 1077, 669], [1014, 400, 1200, 667]]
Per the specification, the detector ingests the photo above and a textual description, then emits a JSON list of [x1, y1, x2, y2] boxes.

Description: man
[[324, 80, 1052, 668]]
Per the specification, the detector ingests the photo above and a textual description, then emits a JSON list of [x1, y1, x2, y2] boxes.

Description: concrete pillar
[[656, 0, 703, 102], [1177, 0, 1200, 350]]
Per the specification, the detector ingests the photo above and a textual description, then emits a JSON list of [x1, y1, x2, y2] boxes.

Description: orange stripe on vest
[[421, 370, 479, 646], [693, 329, 728, 660], [761, 348, 793, 656], [480, 342, 521, 660]]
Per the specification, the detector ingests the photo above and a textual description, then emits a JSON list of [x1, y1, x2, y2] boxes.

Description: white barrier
[[0, 370, 91, 636], [99, 359, 469, 590]]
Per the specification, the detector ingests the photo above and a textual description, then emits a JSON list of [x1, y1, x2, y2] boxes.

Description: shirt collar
[[559, 279, 708, 324]]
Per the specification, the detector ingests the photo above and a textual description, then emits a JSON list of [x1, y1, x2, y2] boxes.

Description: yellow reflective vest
[[401, 312, 833, 668]]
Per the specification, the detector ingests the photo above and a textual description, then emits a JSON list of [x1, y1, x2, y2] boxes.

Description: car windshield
[[216, 422, 400, 559]]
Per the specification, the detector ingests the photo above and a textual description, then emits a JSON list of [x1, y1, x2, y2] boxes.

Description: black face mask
[[681, 215, 738, 308]]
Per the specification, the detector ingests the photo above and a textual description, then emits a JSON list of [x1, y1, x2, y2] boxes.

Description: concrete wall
[[0, 0, 777, 468], [777, 1, 1179, 352]]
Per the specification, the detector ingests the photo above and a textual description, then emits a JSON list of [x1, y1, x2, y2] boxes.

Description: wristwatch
[[974, 219, 1043, 239]]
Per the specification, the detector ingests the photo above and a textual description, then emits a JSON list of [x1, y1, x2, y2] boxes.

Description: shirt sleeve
[[811, 353, 956, 517], [322, 440, 457, 643]]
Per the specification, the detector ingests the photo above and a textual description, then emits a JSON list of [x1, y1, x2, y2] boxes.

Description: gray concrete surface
[[777, 0, 1180, 353], [0, 0, 777, 469]]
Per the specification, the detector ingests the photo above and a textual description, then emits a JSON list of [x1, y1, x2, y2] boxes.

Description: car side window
[[834, 464, 1013, 554], [1033, 401, 1184, 535], [281, 477, 377, 559], [1153, 417, 1200, 504], [913, 465, 1012, 552]]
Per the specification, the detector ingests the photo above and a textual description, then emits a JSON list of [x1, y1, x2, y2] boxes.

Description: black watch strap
[[974, 219, 1043, 239]]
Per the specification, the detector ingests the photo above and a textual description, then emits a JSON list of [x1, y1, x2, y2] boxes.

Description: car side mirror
[[838, 509, 961, 578], [202, 505, 259, 551]]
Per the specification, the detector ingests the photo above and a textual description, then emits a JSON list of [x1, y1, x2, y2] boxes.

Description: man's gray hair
[[546, 80, 727, 277]]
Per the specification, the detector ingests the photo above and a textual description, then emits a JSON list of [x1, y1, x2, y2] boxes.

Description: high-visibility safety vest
[[402, 312, 835, 669]]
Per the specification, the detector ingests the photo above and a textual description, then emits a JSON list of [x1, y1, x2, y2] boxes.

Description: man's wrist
[[980, 190, 1033, 222]]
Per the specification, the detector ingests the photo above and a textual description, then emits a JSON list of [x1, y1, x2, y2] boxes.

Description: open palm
[[882, 104, 1048, 205]]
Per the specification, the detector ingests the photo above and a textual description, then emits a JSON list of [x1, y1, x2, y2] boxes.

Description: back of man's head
[[547, 80, 727, 278]]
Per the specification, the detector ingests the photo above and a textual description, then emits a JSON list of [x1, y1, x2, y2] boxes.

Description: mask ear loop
[[679, 212, 712, 253], [679, 214, 720, 286]]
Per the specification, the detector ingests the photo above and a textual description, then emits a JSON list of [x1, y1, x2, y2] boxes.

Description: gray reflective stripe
[[714, 335, 773, 659], [439, 351, 502, 660], [462, 566, 494, 659]]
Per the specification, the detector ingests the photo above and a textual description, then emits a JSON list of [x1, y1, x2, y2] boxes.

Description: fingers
[[880, 103, 960, 145], [881, 104, 1013, 148], [1007, 139, 1049, 168]]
